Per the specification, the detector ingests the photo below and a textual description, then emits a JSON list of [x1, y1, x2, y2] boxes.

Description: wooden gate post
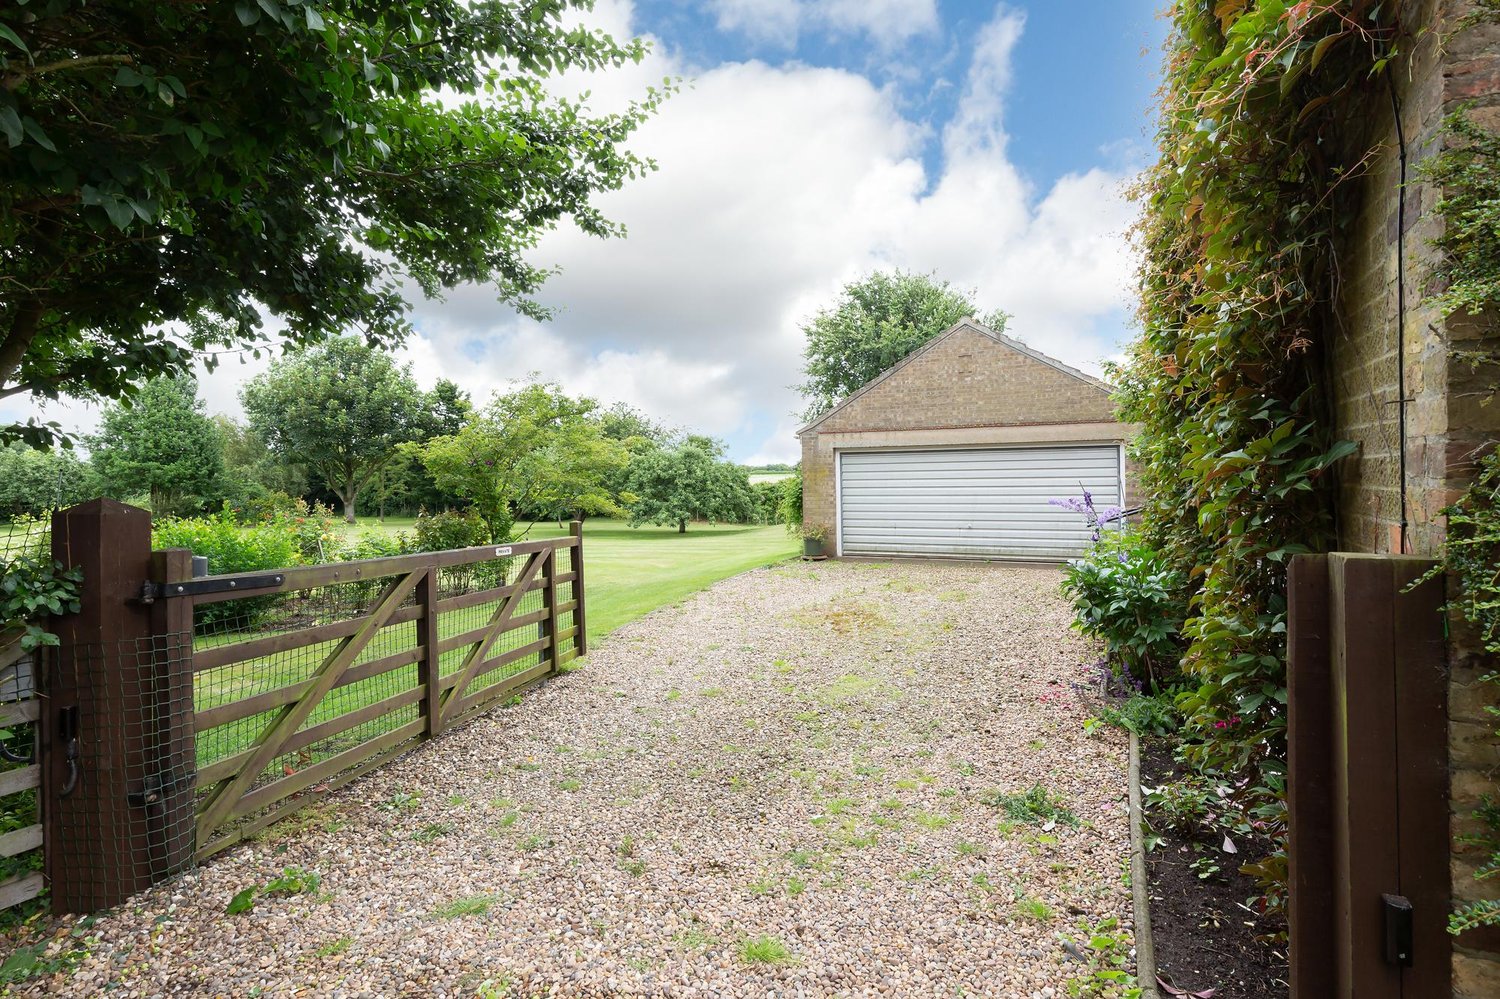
[[1288, 552, 1450, 998], [1287, 553, 1334, 998], [45, 500, 195, 913], [570, 520, 587, 657]]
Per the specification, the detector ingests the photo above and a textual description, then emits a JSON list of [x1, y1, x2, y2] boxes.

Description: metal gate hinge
[[142, 573, 285, 600]]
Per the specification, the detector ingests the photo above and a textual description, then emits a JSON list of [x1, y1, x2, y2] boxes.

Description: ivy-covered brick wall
[[1332, 1, 1500, 991]]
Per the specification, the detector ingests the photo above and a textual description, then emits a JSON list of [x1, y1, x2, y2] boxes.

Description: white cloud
[[3, 1, 1141, 467], [708, 0, 939, 49]]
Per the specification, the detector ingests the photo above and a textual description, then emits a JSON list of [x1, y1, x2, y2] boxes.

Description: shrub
[[1060, 529, 1188, 692], [0, 444, 95, 518], [153, 508, 302, 632], [750, 480, 782, 525], [779, 467, 803, 534], [1098, 689, 1180, 738], [411, 510, 489, 553]]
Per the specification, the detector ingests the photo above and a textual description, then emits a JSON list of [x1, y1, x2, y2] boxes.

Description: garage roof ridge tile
[[796, 317, 1114, 437]]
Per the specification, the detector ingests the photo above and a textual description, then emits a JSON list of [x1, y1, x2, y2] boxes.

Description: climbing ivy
[[1122, 0, 1402, 906]]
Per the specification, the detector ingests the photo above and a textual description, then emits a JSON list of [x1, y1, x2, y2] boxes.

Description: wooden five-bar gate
[[39, 499, 586, 914]]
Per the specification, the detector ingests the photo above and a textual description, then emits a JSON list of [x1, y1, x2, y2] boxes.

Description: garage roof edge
[[796, 318, 1115, 437]]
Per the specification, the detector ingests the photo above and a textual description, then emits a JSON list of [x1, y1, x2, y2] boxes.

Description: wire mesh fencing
[[185, 537, 583, 857], [0, 512, 57, 914]]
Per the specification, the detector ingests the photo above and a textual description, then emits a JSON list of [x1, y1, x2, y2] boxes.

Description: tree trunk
[[678, 519, 686, 534], [340, 480, 357, 523]]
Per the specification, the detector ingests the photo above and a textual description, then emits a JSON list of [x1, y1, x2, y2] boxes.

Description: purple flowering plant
[[1054, 492, 1187, 693]]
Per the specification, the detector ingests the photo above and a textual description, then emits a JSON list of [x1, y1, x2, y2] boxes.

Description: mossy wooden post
[[46, 499, 195, 912], [570, 520, 587, 657]]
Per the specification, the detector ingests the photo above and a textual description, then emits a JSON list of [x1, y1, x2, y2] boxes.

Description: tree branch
[[2, 53, 135, 92]]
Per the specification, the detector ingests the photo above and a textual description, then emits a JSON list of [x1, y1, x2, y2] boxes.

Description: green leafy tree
[[0, 442, 95, 517], [242, 338, 427, 523], [624, 436, 757, 533], [214, 416, 307, 504], [419, 381, 624, 542], [797, 270, 1010, 421], [91, 375, 225, 513], [0, 1, 666, 445], [596, 401, 671, 444]]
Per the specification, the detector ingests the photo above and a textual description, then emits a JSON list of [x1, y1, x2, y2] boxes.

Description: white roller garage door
[[837, 445, 1121, 560]]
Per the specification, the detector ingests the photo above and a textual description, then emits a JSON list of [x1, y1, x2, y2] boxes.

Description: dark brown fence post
[[1291, 553, 1451, 999], [1389, 557, 1450, 999], [417, 566, 441, 738], [1287, 553, 1334, 998], [45, 500, 181, 912], [570, 520, 587, 657], [541, 546, 559, 671]]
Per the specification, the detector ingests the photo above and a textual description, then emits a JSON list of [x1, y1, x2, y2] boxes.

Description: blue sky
[[7, 1, 1168, 464], [635, 1, 1165, 187]]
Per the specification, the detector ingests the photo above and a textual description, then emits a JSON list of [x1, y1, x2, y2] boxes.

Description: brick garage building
[[798, 318, 1138, 560]]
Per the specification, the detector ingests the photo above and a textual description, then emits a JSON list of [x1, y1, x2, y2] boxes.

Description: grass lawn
[[511, 518, 797, 647], [337, 515, 797, 646]]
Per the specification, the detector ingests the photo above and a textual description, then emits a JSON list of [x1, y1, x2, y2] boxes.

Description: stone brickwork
[[798, 321, 1136, 547], [1331, 1, 1500, 990]]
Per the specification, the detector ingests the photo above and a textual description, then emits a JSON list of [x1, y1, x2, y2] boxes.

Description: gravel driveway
[[23, 560, 1132, 998]]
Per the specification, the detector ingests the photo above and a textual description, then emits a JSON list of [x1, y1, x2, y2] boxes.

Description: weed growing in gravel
[[265, 866, 321, 896], [903, 866, 942, 882], [513, 761, 543, 772], [619, 860, 647, 877], [773, 659, 794, 674], [748, 876, 776, 896], [0, 934, 95, 987], [226, 866, 322, 915], [674, 927, 715, 952], [700, 687, 725, 698], [1057, 917, 1140, 997], [955, 841, 982, 857], [475, 978, 514, 998], [1013, 896, 1053, 923], [665, 689, 682, 702], [518, 833, 550, 852], [432, 895, 498, 919], [381, 790, 420, 811], [912, 811, 952, 831], [413, 823, 451, 842], [558, 779, 582, 792], [1027, 739, 1046, 751], [313, 936, 352, 958], [737, 935, 793, 965], [447, 794, 468, 807], [815, 674, 889, 704], [824, 797, 857, 816], [879, 798, 903, 811], [785, 876, 807, 896], [793, 710, 820, 723], [495, 811, 520, 830], [954, 761, 976, 776], [983, 785, 1080, 828]]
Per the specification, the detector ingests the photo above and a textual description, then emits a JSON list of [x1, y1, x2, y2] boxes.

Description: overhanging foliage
[[0, 0, 667, 444]]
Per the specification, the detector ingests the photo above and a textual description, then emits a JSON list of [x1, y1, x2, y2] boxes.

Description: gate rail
[[43, 499, 586, 913]]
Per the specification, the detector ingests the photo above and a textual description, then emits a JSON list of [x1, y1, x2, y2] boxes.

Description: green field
[[748, 472, 794, 485], [339, 516, 797, 646], [510, 518, 797, 646]]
